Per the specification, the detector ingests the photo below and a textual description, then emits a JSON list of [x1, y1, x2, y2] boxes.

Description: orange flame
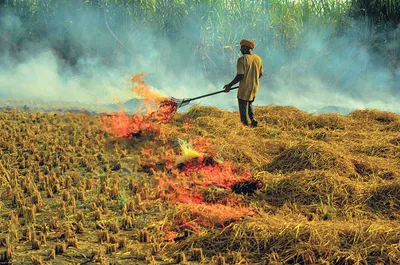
[[151, 141, 255, 230], [100, 110, 159, 138], [177, 156, 252, 189], [131, 73, 168, 111], [99, 74, 257, 231], [100, 74, 178, 138]]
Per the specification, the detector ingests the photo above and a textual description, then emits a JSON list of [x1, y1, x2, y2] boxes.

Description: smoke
[[255, 23, 400, 113], [0, 3, 399, 114], [0, 6, 236, 112]]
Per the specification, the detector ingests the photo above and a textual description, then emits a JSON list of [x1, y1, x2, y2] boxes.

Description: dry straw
[[1, 103, 399, 264], [264, 141, 355, 175], [174, 214, 400, 263]]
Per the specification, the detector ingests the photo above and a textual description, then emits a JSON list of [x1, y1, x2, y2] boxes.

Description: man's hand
[[224, 74, 243, 93], [223, 84, 232, 93]]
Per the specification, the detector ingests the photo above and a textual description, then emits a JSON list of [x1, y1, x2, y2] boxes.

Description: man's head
[[240, 39, 255, 54]]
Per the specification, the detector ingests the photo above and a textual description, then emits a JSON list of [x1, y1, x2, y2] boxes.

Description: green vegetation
[[1, 0, 399, 79]]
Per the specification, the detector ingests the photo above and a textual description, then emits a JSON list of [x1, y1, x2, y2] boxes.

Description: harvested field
[[0, 80, 400, 264], [3, 0, 400, 262]]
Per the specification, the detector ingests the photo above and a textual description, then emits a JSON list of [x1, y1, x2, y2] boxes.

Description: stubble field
[[0, 89, 400, 264]]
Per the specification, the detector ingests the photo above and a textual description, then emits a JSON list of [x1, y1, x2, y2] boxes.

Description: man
[[224, 39, 263, 127]]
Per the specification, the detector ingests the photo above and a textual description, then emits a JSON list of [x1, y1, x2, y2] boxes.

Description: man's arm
[[224, 74, 244, 92], [224, 57, 245, 92]]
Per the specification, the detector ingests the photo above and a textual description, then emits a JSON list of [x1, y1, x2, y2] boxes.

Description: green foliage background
[[1, 0, 400, 80]]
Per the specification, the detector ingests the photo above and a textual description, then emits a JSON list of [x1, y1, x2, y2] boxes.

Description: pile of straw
[[261, 170, 359, 208], [350, 109, 399, 124], [174, 215, 400, 264], [265, 141, 355, 175], [366, 181, 400, 219]]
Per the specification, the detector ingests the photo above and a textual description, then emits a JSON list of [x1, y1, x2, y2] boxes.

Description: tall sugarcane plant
[[350, 0, 400, 25], [1, 0, 399, 77]]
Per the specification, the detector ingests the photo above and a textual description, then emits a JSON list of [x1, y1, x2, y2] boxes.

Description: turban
[[240, 39, 256, 49]]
